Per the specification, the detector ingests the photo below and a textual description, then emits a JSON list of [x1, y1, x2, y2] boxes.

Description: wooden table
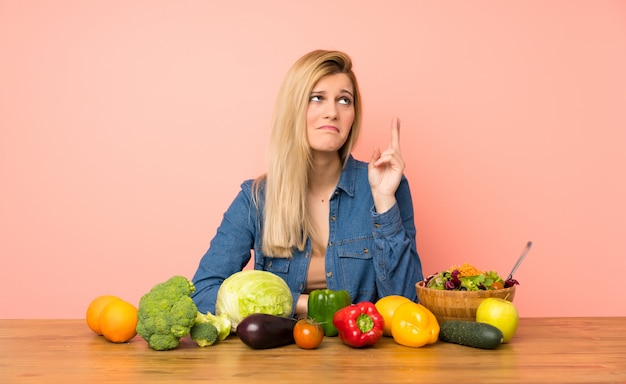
[[1, 318, 625, 383]]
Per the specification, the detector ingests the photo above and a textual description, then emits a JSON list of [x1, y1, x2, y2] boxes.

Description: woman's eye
[[339, 97, 352, 105], [310, 95, 323, 102]]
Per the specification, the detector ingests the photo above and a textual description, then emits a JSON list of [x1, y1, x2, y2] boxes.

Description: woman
[[191, 49, 423, 317]]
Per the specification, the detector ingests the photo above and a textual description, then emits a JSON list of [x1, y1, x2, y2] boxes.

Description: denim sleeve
[[370, 175, 423, 301], [191, 181, 258, 314]]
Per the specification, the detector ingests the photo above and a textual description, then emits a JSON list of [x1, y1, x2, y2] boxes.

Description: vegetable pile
[[424, 263, 519, 291], [128, 270, 518, 352]]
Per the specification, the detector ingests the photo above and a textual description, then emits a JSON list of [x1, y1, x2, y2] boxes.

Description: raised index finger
[[390, 117, 401, 152]]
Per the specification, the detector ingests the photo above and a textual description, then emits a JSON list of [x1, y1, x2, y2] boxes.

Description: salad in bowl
[[424, 263, 519, 291]]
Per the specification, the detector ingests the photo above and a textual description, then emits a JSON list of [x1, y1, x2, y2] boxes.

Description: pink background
[[1, 1, 625, 319]]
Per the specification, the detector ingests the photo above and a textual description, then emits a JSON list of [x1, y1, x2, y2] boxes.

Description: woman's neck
[[308, 152, 342, 196]]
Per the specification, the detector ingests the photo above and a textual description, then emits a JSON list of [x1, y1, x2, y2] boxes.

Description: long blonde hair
[[253, 50, 363, 257]]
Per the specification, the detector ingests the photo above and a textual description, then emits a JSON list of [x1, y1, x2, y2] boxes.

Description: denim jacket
[[191, 155, 423, 315]]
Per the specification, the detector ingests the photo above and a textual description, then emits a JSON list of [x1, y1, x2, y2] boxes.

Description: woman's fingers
[[368, 118, 405, 212], [390, 117, 401, 153], [373, 117, 403, 168]]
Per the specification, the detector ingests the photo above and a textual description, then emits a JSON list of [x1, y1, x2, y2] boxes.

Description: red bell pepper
[[332, 302, 384, 348]]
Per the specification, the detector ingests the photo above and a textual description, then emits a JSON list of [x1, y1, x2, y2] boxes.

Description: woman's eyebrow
[[340, 89, 354, 97], [310, 89, 354, 96]]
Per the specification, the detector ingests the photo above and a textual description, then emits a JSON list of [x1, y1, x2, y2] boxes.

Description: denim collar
[[336, 154, 358, 198]]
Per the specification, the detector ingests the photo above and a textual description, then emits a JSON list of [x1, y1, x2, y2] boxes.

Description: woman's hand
[[368, 117, 405, 213], [295, 293, 309, 319]]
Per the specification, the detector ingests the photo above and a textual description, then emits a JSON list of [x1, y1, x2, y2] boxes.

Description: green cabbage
[[215, 270, 293, 331]]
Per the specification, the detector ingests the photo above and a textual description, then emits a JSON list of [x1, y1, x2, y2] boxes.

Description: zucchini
[[439, 320, 503, 349]]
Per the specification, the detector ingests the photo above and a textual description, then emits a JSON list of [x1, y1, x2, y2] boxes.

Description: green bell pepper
[[307, 289, 352, 336]]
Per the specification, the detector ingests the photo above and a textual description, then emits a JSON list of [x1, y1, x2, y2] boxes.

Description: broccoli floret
[[194, 311, 231, 342], [136, 276, 198, 351], [190, 321, 218, 347]]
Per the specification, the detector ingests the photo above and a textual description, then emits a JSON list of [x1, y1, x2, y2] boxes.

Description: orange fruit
[[375, 295, 412, 336], [99, 299, 138, 343], [86, 295, 122, 335]]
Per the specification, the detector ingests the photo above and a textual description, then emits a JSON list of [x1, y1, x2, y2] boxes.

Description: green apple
[[476, 298, 519, 343]]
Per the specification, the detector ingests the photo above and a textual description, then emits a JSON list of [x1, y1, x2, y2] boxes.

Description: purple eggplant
[[236, 314, 297, 349]]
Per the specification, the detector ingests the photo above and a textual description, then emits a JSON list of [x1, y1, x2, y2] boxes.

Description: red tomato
[[293, 318, 324, 349], [490, 281, 505, 290]]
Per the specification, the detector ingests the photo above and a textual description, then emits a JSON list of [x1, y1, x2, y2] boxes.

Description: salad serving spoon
[[507, 241, 533, 281]]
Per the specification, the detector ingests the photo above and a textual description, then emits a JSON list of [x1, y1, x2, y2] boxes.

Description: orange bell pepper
[[390, 302, 440, 347]]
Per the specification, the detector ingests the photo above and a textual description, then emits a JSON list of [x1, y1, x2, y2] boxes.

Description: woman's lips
[[318, 125, 339, 132]]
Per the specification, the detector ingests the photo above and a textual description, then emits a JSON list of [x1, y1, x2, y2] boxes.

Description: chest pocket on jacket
[[337, 237, 374, 260], [255, 252, 291, 274]]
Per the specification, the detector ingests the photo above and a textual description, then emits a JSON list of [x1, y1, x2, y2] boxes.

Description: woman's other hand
[[368, 117, 405, 213]]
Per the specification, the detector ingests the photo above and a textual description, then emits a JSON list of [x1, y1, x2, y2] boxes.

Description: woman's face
[[306, 73, 355, 154]]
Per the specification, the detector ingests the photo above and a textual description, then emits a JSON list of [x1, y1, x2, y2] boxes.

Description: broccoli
[[136, 275, 199, 351], [195, 311, 232, 342], [190, 319, 219, 347]]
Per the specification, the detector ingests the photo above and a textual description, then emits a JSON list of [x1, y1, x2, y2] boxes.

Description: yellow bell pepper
[[390, 302, 440, 347]]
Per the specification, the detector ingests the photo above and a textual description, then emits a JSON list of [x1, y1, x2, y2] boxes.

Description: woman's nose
[[324, 102, 338, 119]]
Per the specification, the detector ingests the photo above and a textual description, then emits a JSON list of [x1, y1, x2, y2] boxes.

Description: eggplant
[[236, 314, 297, 349]]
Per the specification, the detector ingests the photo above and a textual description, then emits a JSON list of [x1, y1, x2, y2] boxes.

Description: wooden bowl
[[416, 281, 516, 323]]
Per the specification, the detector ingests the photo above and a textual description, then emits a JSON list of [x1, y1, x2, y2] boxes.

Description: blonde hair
[[254, 50, 363, 257]]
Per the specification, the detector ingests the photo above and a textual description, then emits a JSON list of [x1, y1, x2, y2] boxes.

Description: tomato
[[490, 281, 505, 290], [293, 318, 324, 349]]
